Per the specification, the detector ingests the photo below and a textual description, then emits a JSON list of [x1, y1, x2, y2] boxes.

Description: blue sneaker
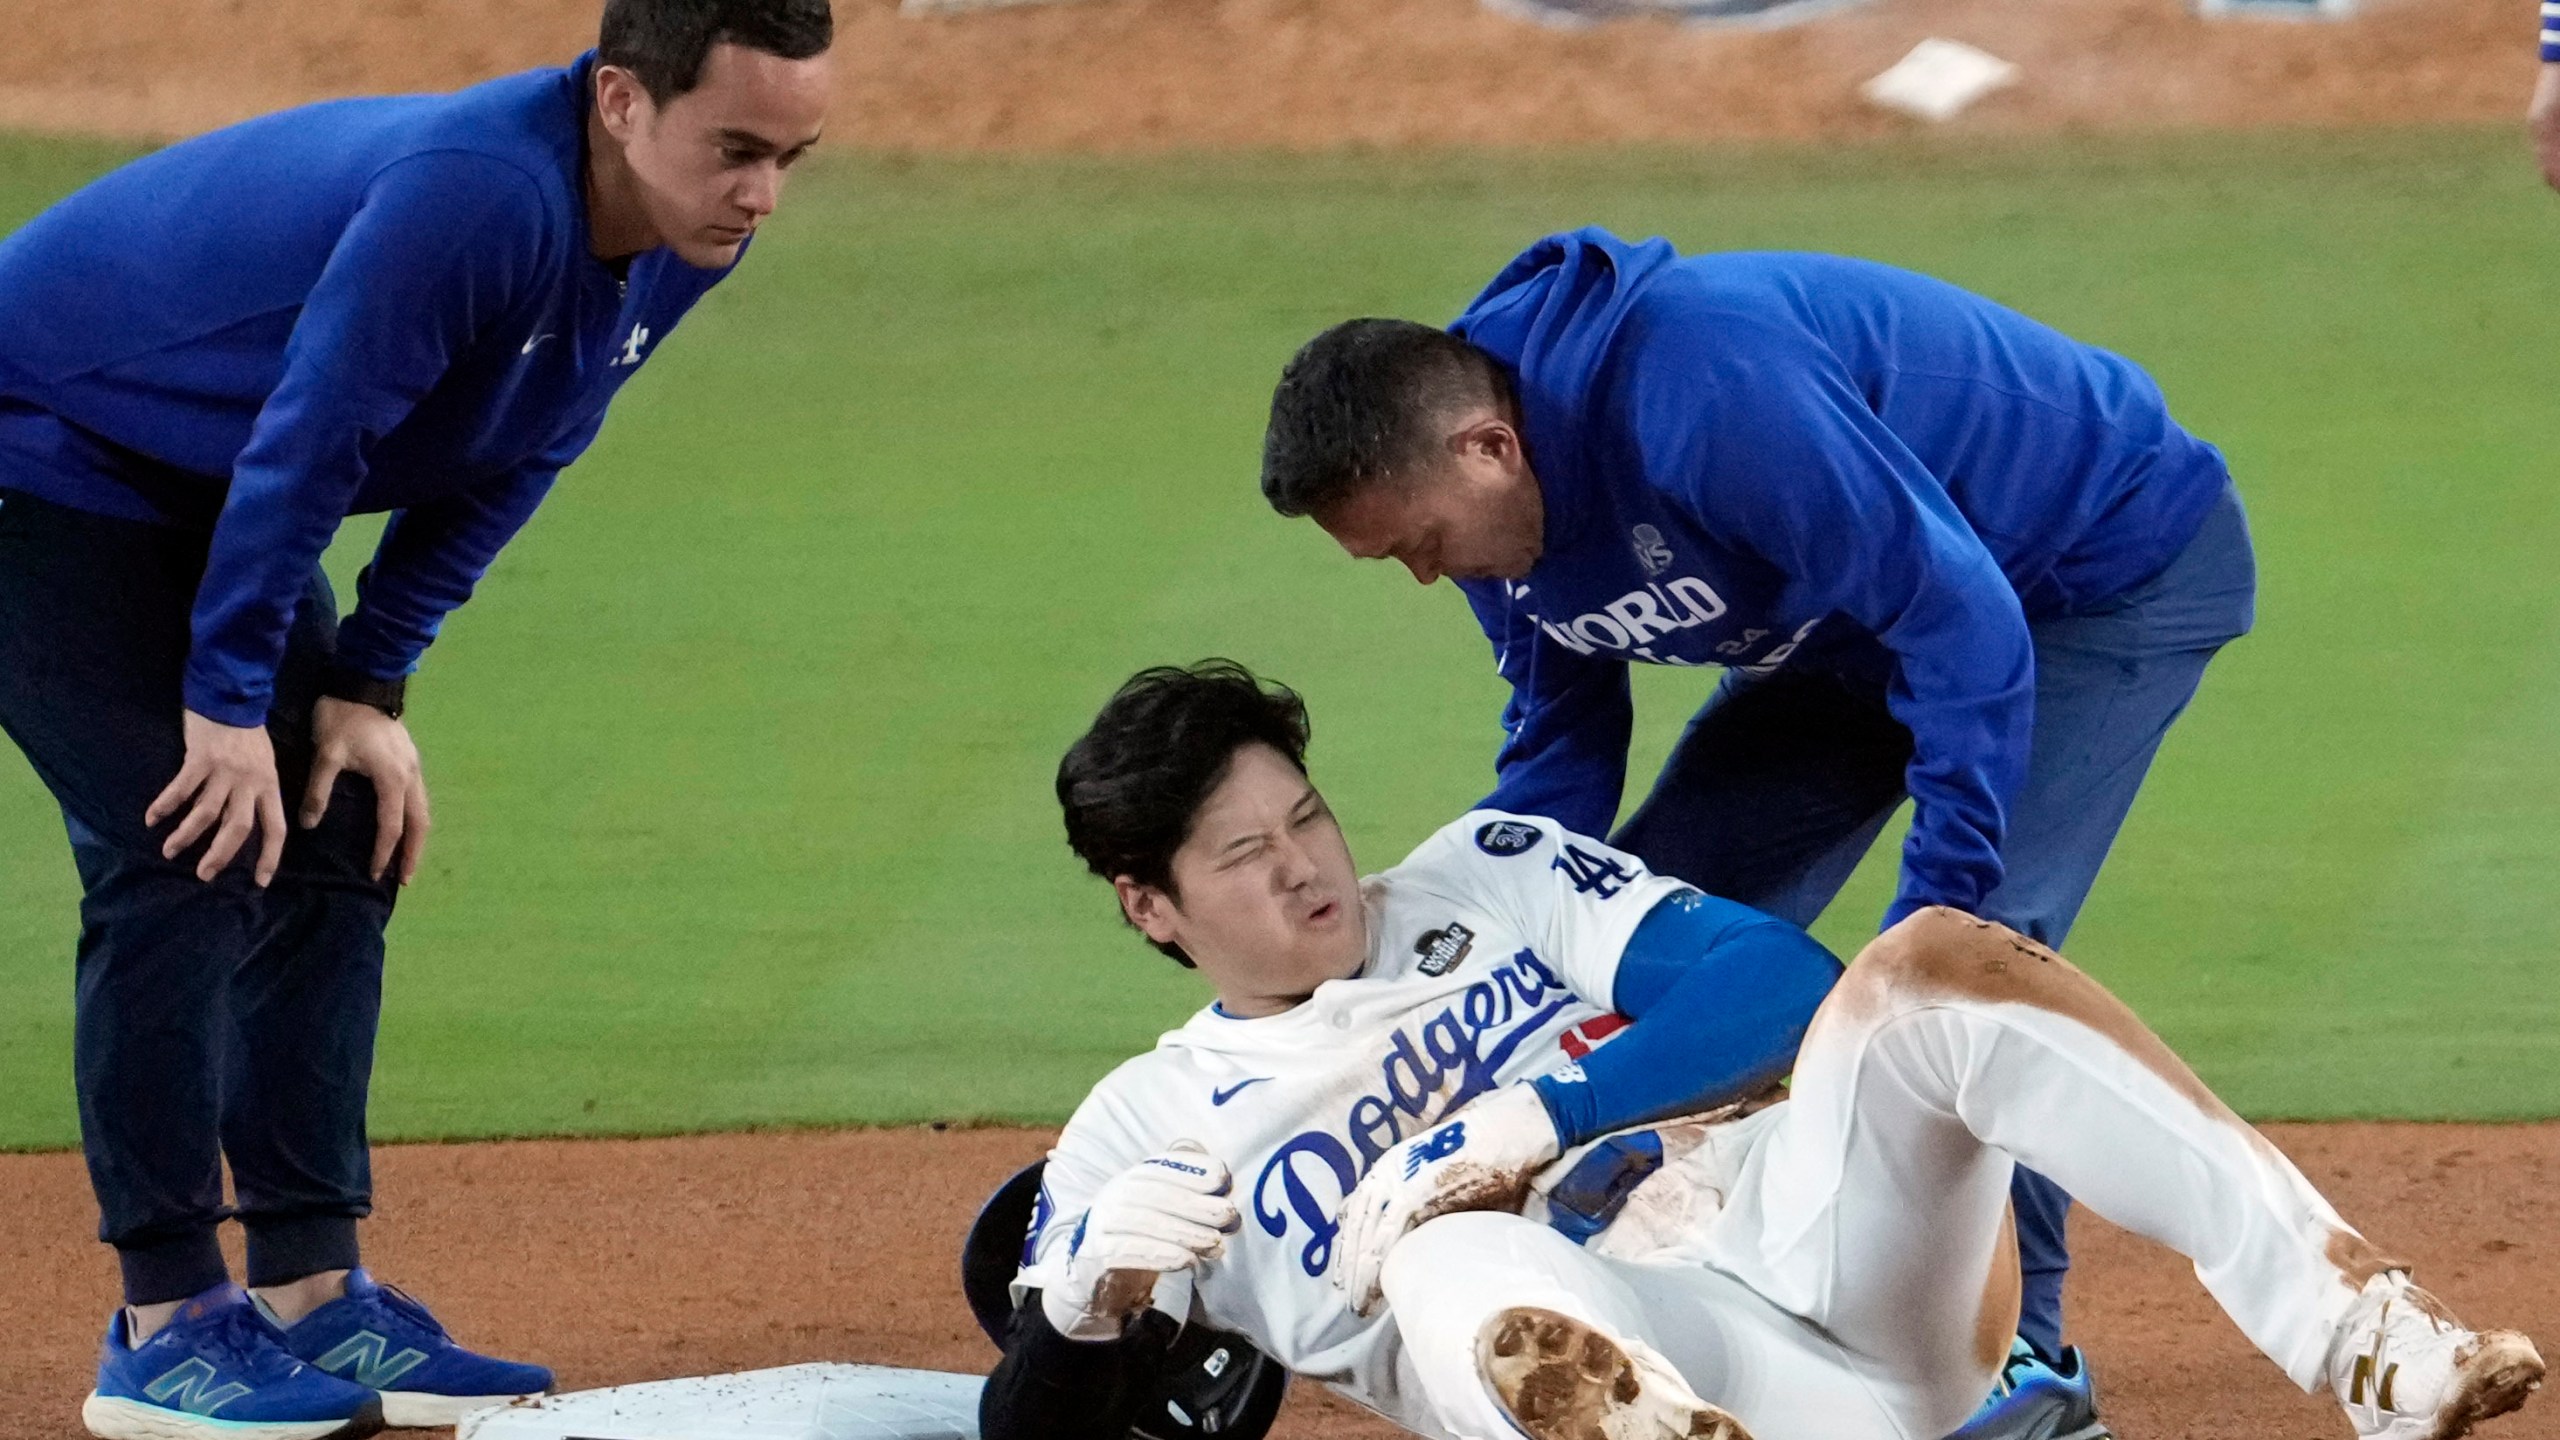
[[270, 1269, 552, 1428], [84, 1282, 383, 1440], [1943, 1337, 2112, 1440]]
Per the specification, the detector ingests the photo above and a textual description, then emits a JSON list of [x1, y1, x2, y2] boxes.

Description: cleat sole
[[1478, 1307, 1751, 1440]]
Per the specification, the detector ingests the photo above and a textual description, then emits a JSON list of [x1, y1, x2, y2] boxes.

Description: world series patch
[[1413, 921, 1476, 976], [1475, 820, 1542, 856]]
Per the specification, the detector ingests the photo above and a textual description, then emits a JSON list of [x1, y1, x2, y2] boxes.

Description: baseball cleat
[[2327, 1271, 2543, 1440], [1941, 1337, 2112, 1440], [268, 1268, 552, 1427], [84, 1282, 383, 1440], [1476, 1306, 1753, 1440]]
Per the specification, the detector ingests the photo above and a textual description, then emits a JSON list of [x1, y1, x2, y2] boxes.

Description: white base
[[454, 1365, 983, 1440]]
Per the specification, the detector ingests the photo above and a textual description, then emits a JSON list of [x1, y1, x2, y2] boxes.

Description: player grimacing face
[[1315, 407, 1546, 586], [1116, 744, 1368, 1018], [591, 43, 831, 268]]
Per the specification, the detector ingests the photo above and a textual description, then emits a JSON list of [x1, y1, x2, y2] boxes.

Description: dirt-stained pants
[[1382, 908, 2379, 1440]]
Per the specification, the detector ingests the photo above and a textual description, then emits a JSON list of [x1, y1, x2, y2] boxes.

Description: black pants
[[0, 488, 397, 1305]]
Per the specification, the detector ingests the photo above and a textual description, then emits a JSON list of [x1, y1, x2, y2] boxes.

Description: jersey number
[[1553, 844, 1633, 899]]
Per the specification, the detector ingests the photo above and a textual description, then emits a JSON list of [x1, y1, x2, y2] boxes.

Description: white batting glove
[[1332, 1084, 1561, 1316], [1041, 1141, 1239, 1341]]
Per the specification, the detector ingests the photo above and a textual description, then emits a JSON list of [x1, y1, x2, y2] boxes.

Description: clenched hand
[[1333, 1083, 1562, 1317]]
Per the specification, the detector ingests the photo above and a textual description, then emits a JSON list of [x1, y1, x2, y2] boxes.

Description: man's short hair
[[1057, 661, 1313, 967], [598, 0, 834, 104], [1259, 319, 1512, 519]]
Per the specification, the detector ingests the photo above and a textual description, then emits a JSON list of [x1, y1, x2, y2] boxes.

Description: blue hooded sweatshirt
[[0, 53, 732, 727], [1450, 229, 2229, 926]]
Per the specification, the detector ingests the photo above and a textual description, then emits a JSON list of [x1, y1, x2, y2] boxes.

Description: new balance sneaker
[[84, 1283, 383, 1440], [2327, 1271, 2542, 1440], [269, 1269, 552, 1428], [1942, 1337, 2111, 1440], [1477, 1306, 1753, 1440]]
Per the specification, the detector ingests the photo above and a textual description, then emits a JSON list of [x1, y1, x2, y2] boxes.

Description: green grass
[[3, 125, 2556, 1148]]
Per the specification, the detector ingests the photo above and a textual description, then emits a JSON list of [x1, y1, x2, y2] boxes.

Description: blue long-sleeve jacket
[[1451, 229, 2229, 925], [0, 53, 730, 726]]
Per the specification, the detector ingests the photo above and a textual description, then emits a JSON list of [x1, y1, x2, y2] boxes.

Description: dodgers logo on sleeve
[[1476, 820, 1542, 856]]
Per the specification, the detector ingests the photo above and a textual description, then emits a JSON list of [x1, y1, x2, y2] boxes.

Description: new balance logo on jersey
[[143, 1359, 252, 1417], [1252, 947, 1576, 1276], [314, 1331, 429, 1390], [1413, 922, 1475, 976]]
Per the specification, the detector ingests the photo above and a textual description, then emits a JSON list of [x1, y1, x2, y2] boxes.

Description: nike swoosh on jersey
[[520, 333, 556, 354], [1212, 1078, 1273, 1106]]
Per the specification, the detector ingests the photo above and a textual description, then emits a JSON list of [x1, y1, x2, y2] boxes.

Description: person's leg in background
[[224, 572, 394, 1313], [1608, 666, 1909, 927], [0, 488, 385, 1439], [1981, 482, 2259, 1363]]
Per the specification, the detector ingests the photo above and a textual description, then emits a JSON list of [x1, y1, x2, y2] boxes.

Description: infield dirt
[[5, 1122, 2554, 1440], [0, 0, 2535, 151]]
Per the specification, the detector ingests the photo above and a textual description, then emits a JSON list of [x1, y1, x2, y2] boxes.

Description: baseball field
[[3, 0, 2556, 1435]]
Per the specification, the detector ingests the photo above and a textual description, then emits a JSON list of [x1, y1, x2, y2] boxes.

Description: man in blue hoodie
[[1259, 229, 2257, 1439], [0, 3, 830, 1436]]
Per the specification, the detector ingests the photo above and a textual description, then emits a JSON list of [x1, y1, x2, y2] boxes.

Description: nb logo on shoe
[[2350, 1350, 2400, 1411], [144, 1358, 252, 1417], [316, 1330, 429, 1389]]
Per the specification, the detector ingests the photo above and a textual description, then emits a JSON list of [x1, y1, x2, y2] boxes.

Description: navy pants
[[1612, 483, 2258, 1361], [0, 488, 396, 1305]]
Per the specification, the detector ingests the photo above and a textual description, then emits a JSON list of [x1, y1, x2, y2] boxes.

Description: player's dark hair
[[1057, 660, 1314, 967], [1260, 318, 1513, 519], [598, 0, 834, 105]]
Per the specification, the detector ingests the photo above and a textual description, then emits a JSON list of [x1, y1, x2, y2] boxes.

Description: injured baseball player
[[983, 660, 2542, 1440]]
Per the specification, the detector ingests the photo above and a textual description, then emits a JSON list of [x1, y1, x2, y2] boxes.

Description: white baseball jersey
[[1015, 810, 1687, 1426]]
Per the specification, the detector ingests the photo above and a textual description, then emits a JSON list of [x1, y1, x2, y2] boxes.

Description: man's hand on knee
[[150, 710, 287, 885], [303, 696, 431, 886], [1334, 1084, 1561, 1316]]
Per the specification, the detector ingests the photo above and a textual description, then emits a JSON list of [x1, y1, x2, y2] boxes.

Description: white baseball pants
[[1380, 908, 2390, 1440]]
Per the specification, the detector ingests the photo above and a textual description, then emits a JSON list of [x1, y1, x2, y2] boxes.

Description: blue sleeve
[[1461, 578, 1633, 840], [2545, 4, 2560, 62], [1612, 295, 2035, 925], [1529, 888, 1840, 1148], [182, 151, 551, 725], [330, 410, 603, 680]]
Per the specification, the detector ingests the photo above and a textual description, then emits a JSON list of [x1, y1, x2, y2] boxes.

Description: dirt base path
[[3, 1122, 2553, 1439], [0, 0, 2537, 152]]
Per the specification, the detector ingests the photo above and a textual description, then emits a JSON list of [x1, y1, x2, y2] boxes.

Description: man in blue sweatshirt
[[0, 3, 830, 1436], [1258, 229, 2257, 1440]]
